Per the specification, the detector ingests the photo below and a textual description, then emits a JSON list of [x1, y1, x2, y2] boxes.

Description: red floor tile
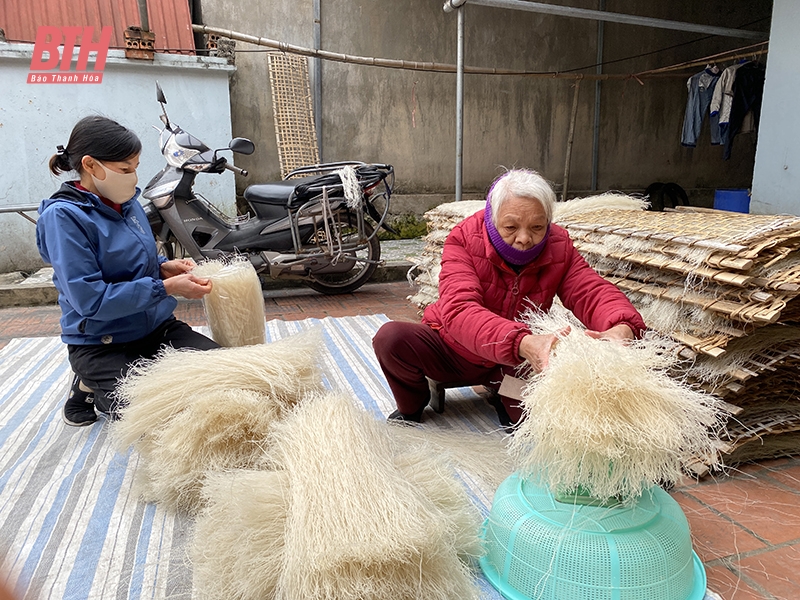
[[672, 492, 765, 562], [734, 545, 800, 600], [763, 465, 800, 493], [733, 458, 793, 478], [688, 478, 800, 546], [706, 564, 769, 600]]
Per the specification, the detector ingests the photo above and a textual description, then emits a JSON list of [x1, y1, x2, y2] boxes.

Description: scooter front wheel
[[306, 219, 381, 295], [156, 234, 188, 261]]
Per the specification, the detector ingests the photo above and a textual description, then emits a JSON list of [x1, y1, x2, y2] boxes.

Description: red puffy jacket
[[422, 211, 647, 367]]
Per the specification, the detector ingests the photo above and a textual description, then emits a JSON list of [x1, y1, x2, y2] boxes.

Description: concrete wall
[[0, 44, 235, 272], [751, 0, 799, 215], [199, 0, 315, 192], [198, 0, 770, 203]]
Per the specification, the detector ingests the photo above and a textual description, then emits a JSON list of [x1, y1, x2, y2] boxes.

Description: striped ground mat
[[0, 315, 508, 599]]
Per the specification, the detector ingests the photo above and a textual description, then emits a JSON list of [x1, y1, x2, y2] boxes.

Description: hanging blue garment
[[681, 68, 721, 147], [722, 62, 766, 160]]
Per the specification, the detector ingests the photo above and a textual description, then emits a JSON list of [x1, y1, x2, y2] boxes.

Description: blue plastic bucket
[[714, 189, 750, 213]]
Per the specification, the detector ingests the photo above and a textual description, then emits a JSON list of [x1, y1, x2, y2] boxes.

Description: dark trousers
[[372, 321, 524, 423], [67, 317, 219, 413]]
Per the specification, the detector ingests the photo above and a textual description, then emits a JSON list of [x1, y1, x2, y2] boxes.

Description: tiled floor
[[1, 280, 798, 600]]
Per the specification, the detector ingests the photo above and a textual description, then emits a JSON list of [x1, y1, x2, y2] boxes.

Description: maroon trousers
[[372, 321, 524, 423]]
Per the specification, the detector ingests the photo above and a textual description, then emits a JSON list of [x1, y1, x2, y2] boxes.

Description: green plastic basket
[[480, 473, 706, 600]]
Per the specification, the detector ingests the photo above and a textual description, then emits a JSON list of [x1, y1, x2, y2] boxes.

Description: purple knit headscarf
[[484, 201, 550, 266]]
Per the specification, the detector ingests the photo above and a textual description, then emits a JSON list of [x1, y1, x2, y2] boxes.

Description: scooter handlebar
[[225, 163, 248, 177]]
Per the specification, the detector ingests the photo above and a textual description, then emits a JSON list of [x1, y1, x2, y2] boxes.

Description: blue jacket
[[36, 182, 177, 345]]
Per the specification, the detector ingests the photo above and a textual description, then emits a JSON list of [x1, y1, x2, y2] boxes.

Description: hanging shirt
[[710, 63, 744, 126], [681, 68, 721, 147]]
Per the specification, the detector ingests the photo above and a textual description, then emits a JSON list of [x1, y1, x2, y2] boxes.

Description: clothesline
[[193, 25, 766, 83], [639, 41, 768, 76]]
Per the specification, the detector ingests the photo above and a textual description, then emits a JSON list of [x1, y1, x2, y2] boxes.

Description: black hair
[[49, 116, 142, 176]]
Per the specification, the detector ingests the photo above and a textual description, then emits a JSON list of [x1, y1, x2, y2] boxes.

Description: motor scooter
[[142, 83, 395, 294]]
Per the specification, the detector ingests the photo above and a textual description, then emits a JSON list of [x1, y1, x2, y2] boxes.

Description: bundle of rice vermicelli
[[508, 307, 726, 503], [392, 446, 483, 559], [389, 425, 513, 491], [192, 469, 289, 599], [192, 446, 484, 600], [191, 392, 484, 599], [123, 388, 282, 512], [270, 392, 481, 600], [193, 257, 266, 347], [111, 330, 323, 512], [552, 192, 648, 222]]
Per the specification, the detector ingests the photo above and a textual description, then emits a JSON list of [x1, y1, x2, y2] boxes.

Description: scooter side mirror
[[156, 82, 167, 105], [229, 137, 255, 155]]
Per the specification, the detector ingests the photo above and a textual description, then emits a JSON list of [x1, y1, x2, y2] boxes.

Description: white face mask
[[91, 161, 138, 204]]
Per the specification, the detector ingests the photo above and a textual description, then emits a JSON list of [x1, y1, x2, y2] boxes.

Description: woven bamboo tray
[[608, 276, 789, 325], [267, 52, 320, 179], [572, 236, 800, 290], [689, 326, 800, 382], [557, 209, 800, 259], [691, 430, 800, 475]]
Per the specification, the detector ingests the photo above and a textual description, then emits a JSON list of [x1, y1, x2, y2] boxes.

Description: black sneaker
[[93, 392, 123, 421], [387, 407, 424, 424], [62, 374, 97, 427]]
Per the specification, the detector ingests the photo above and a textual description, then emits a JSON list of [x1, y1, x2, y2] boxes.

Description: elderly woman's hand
[[518, 327, 570, 372], [585, 323, 634, 342]]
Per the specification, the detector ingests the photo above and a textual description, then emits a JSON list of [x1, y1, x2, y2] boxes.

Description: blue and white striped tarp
[[0, 315, 507, 599]]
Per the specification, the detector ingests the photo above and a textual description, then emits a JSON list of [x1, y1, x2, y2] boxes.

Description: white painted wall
[[750, 0, 800, 216], [0, 44, 236, 272]]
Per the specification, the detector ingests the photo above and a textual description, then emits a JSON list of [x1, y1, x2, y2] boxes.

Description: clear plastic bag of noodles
[[192, 257, 266, 347]]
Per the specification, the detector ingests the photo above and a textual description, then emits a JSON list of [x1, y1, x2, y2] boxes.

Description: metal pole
[[591, 0, 604, 192], [455, 6, 465, 201], [562, 78, 581, 201], [313, 0, 322, 159], [449, 0, 767, 40]]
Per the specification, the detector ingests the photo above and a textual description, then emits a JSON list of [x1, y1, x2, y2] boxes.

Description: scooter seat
[[244, 171, 357, 209], [244, 179, 309, 207]]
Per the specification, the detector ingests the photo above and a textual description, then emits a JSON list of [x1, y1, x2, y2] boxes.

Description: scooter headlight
[[163, 135, 201, 168]]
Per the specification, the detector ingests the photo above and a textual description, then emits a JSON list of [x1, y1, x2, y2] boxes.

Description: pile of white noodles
[[509, 306, 726, 503], [111, 330, 323, 513]]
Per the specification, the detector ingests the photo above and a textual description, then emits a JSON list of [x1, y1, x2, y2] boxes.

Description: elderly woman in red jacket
[[372, 169, 646, 426]]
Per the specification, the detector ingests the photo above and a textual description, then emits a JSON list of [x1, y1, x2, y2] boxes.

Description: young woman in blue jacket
[[37, 116, 220, 427]]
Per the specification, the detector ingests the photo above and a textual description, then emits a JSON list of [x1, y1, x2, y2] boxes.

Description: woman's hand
[[519, 324, 634, 373], [162, 273, 213, 299], [585, 323, 634, 342], [518, 327, 571, 372], [160, 258, 196, 279]]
